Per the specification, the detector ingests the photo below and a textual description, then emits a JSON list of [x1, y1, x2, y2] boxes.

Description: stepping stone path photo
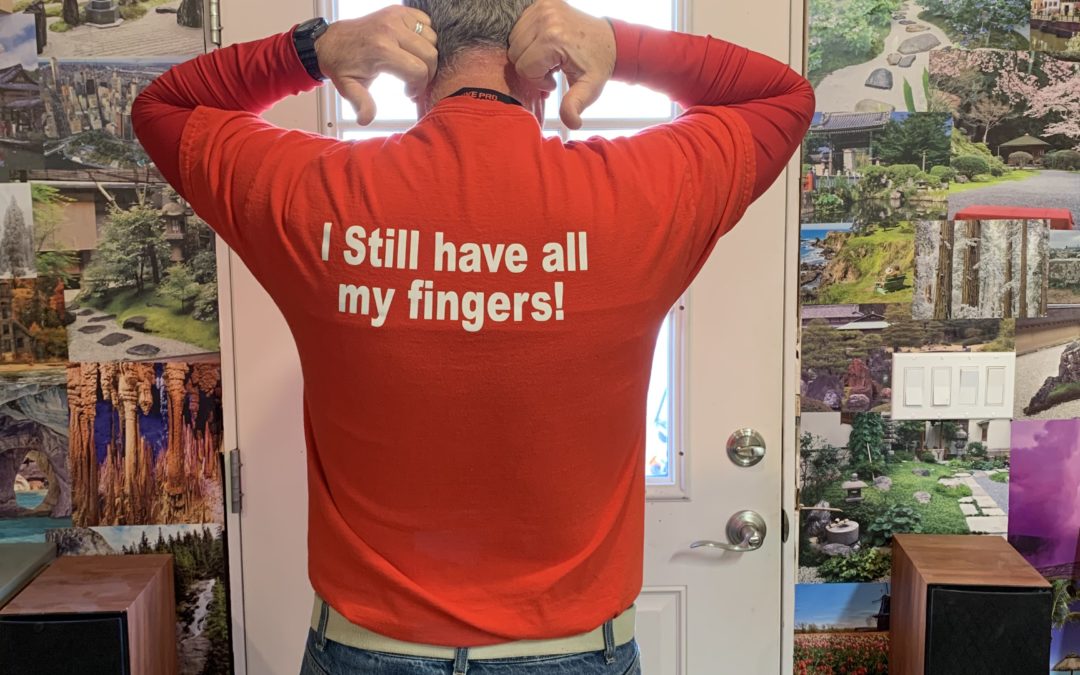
[[123, 316, 149, 332], [98, 333, 132, 347], [952, 470, 1009, 535], [898, 33, 941, 53], [866, 68, 894, 90], [813, 0, 954, 113], [127, 344, 161, 358], [66, 303, 215, 362], [855, 99, 895, 113]]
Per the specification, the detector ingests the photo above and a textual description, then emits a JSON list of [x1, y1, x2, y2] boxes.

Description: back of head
[[403, 0, 537, 74]]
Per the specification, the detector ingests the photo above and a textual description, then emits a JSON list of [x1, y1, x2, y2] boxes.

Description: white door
[[219, 0, 804, 673]]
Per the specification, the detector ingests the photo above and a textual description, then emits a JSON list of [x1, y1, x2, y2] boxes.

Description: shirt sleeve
[[178, 107, 338, 282], [577, 104, 756, 294], [585, 20, 809, 291], [132, 28, 332, 279]]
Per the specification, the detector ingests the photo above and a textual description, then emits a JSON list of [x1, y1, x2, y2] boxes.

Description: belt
[[310, 593, 637, 660]]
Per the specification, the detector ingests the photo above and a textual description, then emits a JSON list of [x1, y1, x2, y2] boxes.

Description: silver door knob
[[689, 511, 767, 553], [727, 428, 766, 467]]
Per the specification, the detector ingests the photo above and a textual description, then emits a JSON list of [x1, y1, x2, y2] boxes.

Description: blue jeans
[[299, 626, 643, 674]]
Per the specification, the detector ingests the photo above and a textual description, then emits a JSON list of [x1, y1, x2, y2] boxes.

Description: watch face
[[298, 17, 327, 36]]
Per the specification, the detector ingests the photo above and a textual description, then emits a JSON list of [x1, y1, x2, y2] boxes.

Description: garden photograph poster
[[809, 0, 1030, 114], [912, 219, 1050, 320], [0, 13, 44, 170], [12, 0, 205, 59], [801, 307, 1014, 413], [799, 411, 1011, 586], [928, 48, 1080, 224]]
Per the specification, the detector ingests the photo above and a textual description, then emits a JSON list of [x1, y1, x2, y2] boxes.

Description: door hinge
[[228, 448, 242, 514], [206, 0, 222, 47], [781, 508, 790, 543]]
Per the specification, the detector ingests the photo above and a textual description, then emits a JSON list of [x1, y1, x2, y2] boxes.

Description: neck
[[420, 51, 545, 121], [430, 68, 520, 104]]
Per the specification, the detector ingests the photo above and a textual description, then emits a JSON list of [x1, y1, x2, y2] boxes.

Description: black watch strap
[[294, 18, 329, 82]]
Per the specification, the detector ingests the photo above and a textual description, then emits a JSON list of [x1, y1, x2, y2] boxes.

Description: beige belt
[[311, 593, 636, 660]]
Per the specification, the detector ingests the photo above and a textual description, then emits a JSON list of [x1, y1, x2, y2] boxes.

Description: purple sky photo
[[1010, 420, 1080, 572]]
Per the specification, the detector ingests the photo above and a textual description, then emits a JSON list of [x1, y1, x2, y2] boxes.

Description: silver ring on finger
[[414, 21, 424, 35]]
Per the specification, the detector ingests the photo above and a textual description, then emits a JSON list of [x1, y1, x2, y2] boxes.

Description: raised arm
[[132, 6, 438, 198], [131, 29, 322, 195], [608, 21, 815, 201], [510, 1, 813, 202]]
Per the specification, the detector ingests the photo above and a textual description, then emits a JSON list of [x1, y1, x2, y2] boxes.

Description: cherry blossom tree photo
[[929, 48, 1080, 222]]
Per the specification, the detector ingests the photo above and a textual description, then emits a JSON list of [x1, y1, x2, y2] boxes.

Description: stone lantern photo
[[843, 473, 868, 503]]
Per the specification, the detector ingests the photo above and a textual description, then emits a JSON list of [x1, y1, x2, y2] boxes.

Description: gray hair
[[403, 0, 537, 73]]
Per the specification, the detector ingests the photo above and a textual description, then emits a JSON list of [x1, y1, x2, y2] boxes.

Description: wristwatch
[[294, 17, 330, 82]]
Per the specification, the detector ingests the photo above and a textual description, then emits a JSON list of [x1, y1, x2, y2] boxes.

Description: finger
[[399, 7, 432, 27], [561, 76, 605, 130], [399, 11, 437, 47], [379, 51, 433, 92], [338, 79, 377, 126], [508, 8, 542, 63], [538, 71, 558, 93], [398, 31, 439, 82], [513, 41, 562, 83]]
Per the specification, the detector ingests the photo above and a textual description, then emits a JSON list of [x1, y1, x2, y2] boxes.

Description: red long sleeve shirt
[[133, 21, 812, 646]]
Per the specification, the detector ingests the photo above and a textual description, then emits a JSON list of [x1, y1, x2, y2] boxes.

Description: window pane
[[581, 81, 672, 120], [569, 0, 673, 28], [646, 314, 673, 479], [567, 1, 674, 119], [335, 1, 416, 123], [339, 75, 418, 124], [567, 128, 642, 141], [342, 130, 400, 141], [335, 0, 383, 20]]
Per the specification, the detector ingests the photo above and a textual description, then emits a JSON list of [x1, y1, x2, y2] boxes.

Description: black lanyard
[[448, 87, 523, 108]]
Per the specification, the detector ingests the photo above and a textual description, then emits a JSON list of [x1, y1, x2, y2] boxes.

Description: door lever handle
[[689, 510, 767, 553]]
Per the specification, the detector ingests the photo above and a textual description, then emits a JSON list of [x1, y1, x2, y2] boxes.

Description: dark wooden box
[[0, 554, 177, 675], [891, 534, 1052, 675]]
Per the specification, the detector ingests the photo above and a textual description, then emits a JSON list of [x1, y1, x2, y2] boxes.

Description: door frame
[[212, 0, 809, 672]]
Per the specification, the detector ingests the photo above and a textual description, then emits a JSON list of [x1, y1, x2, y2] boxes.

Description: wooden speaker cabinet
[[891, 534, 1052, 675], [0, 554, 177, 675], [0, 543, 56, 609]]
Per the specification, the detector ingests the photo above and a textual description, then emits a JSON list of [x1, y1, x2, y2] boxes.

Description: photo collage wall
[[797, 0, 1080, 671], [0, 2, 232, 673]]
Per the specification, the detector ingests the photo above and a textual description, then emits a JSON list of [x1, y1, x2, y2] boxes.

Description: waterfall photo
[[45, 523, 232, 675]]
